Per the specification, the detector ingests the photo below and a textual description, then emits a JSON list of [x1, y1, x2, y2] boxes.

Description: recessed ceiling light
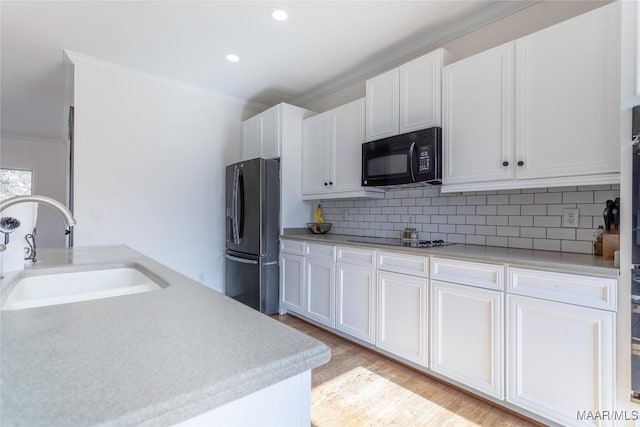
[[226, 54, 240, 63], [271, 9, 288, 21]]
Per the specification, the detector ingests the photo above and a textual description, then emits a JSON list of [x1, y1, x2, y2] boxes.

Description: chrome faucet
[[0, 195, 76, 252]]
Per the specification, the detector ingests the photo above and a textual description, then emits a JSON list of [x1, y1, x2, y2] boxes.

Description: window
[[0, 168, 33, 201]]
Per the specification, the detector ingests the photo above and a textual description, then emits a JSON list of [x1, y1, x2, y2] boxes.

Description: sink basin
[[1, 264, 167, 311]]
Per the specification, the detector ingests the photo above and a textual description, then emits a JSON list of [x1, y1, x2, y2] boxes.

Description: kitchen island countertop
[[1, 245, 330, 426]]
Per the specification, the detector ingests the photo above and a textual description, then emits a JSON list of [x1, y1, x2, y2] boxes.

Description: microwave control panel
[[418, 146, 431, 173]]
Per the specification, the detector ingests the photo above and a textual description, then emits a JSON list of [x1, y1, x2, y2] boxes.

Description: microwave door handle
[[408, 142, 416, 182]]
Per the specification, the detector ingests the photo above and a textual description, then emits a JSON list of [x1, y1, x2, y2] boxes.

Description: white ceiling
[[1, 1, 534, 141]]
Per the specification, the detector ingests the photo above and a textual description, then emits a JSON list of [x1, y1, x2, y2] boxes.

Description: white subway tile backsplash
[[439, 206, 456, 215], [487, 216, 509, 226], [534, 192, 562, 204], [561, 240, 592, 254], [475, 225, 497, 236], [563, 191, 593, 204], [476, 205, 497, 215], [509, 194, 534, 205], [487, 195, 510, 205], [521, 205, 547, 215], [320, 184, 618, 255], [466, 195, 487, 205], [509, 237, 533, 249], [457, 225, 476, 234], [457, 206, 476, 215], [546, 228, 576, 240], [534, 239, 561, 251], [466, 235, 486, 245], [497, 226, 520, 237], [466, 216, 487, 225], [447, 215, 466, 224], [497, 205, 520, 215], [533, 216, 561, 227], [520, 227, 546, 238], [509, 216, 533, 227], [486, 236, 509, 247]]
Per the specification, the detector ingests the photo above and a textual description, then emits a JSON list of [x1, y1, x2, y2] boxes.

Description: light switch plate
[[562, 208, 579, 228]]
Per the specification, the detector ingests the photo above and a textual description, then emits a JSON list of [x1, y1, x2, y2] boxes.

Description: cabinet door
[[305, 257, 335, 328], [365, 68, 399, 141], [431, 281, 503, 398], [260, 105, 280, 159], [443, 43, 514, 185], [515, 4, 619, 180], [302, 113, 331, 196], [331, 98, 365, 193], [336, 262, 376, 343], [279, 253, 305, 315], [507, 295, 615, 426], [377, 270, 428, 366], [399, 50, 442, 133], [241, 116, 261, 161]]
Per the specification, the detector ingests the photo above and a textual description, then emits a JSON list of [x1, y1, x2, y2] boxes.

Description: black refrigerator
[[225, 158, 280, 314]]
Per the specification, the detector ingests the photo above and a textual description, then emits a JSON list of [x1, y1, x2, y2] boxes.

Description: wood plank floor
[[274, 314, 540, 427]]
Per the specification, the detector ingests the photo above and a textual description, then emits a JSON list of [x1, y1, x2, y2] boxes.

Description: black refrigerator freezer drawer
[[224, 251, 278, 315]]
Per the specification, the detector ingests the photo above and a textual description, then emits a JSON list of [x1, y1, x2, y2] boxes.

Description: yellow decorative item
[[314, 204, 325, 223]]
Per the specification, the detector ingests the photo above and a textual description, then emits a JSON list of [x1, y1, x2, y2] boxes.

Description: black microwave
[[362, 127, 442, 187]]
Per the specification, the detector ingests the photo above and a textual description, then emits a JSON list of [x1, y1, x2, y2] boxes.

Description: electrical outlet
[[562, 208, 579, 228], [342, 209, 348, 221]]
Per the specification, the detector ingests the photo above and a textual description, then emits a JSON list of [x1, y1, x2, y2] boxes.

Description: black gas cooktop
[[346, 236, 455, 248]]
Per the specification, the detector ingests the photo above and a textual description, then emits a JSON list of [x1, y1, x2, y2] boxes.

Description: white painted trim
[[63, 50, 268, 113], [302, 188, 385, 201], [440, 173, 620, 194], [1, 132, 67, 146], [290, 0, 538, 107]]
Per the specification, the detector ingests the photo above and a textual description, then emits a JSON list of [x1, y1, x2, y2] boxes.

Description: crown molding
[[63, 50, 269, 112], [290, 0, 539, 107]]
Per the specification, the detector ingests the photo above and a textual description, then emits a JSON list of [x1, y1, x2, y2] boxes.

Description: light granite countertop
[[0, 245, 330, 426], [282, 231, 619, 278]]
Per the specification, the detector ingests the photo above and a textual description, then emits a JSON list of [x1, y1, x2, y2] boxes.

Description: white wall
[[302, 1, 609, 113], [70, 53, 258, 292], [0, 134, 68, 248]]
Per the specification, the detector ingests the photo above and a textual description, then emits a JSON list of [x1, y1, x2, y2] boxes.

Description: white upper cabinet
[[241, 116, 261, 161], [515, 3, 619, 180], [302, 98, 383, 200], [365, 68, 399, 141], [260, 105, 280, 159], [366, 49, 449, 142], [399, 52, 443, 133], [241, 104, 281, 161], [441, 3, 620, 193], [301, 113, 331, 196], [443, 43, 515, 185]]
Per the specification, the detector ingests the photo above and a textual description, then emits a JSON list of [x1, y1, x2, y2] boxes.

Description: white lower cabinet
[[377, 270, 428, 367], [336, 262, 376, 343], [506, 294, 615, 427], [279, 252, 305, 315], [430, 280, 503, 398], [304, 257, 336, 328]]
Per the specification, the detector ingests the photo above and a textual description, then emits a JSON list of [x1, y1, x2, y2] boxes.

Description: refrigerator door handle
[[225, 253, 259, 265], [232, 166, 240, 245]]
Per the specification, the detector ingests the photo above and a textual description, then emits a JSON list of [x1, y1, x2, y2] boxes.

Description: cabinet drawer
[[507, 267, 617, 311], [431, 257, 504, 291], [337, 246, 376, 268], [280, 239, 304, 255], [304, 242, 336, 261], [377, 251, 429, 278]]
